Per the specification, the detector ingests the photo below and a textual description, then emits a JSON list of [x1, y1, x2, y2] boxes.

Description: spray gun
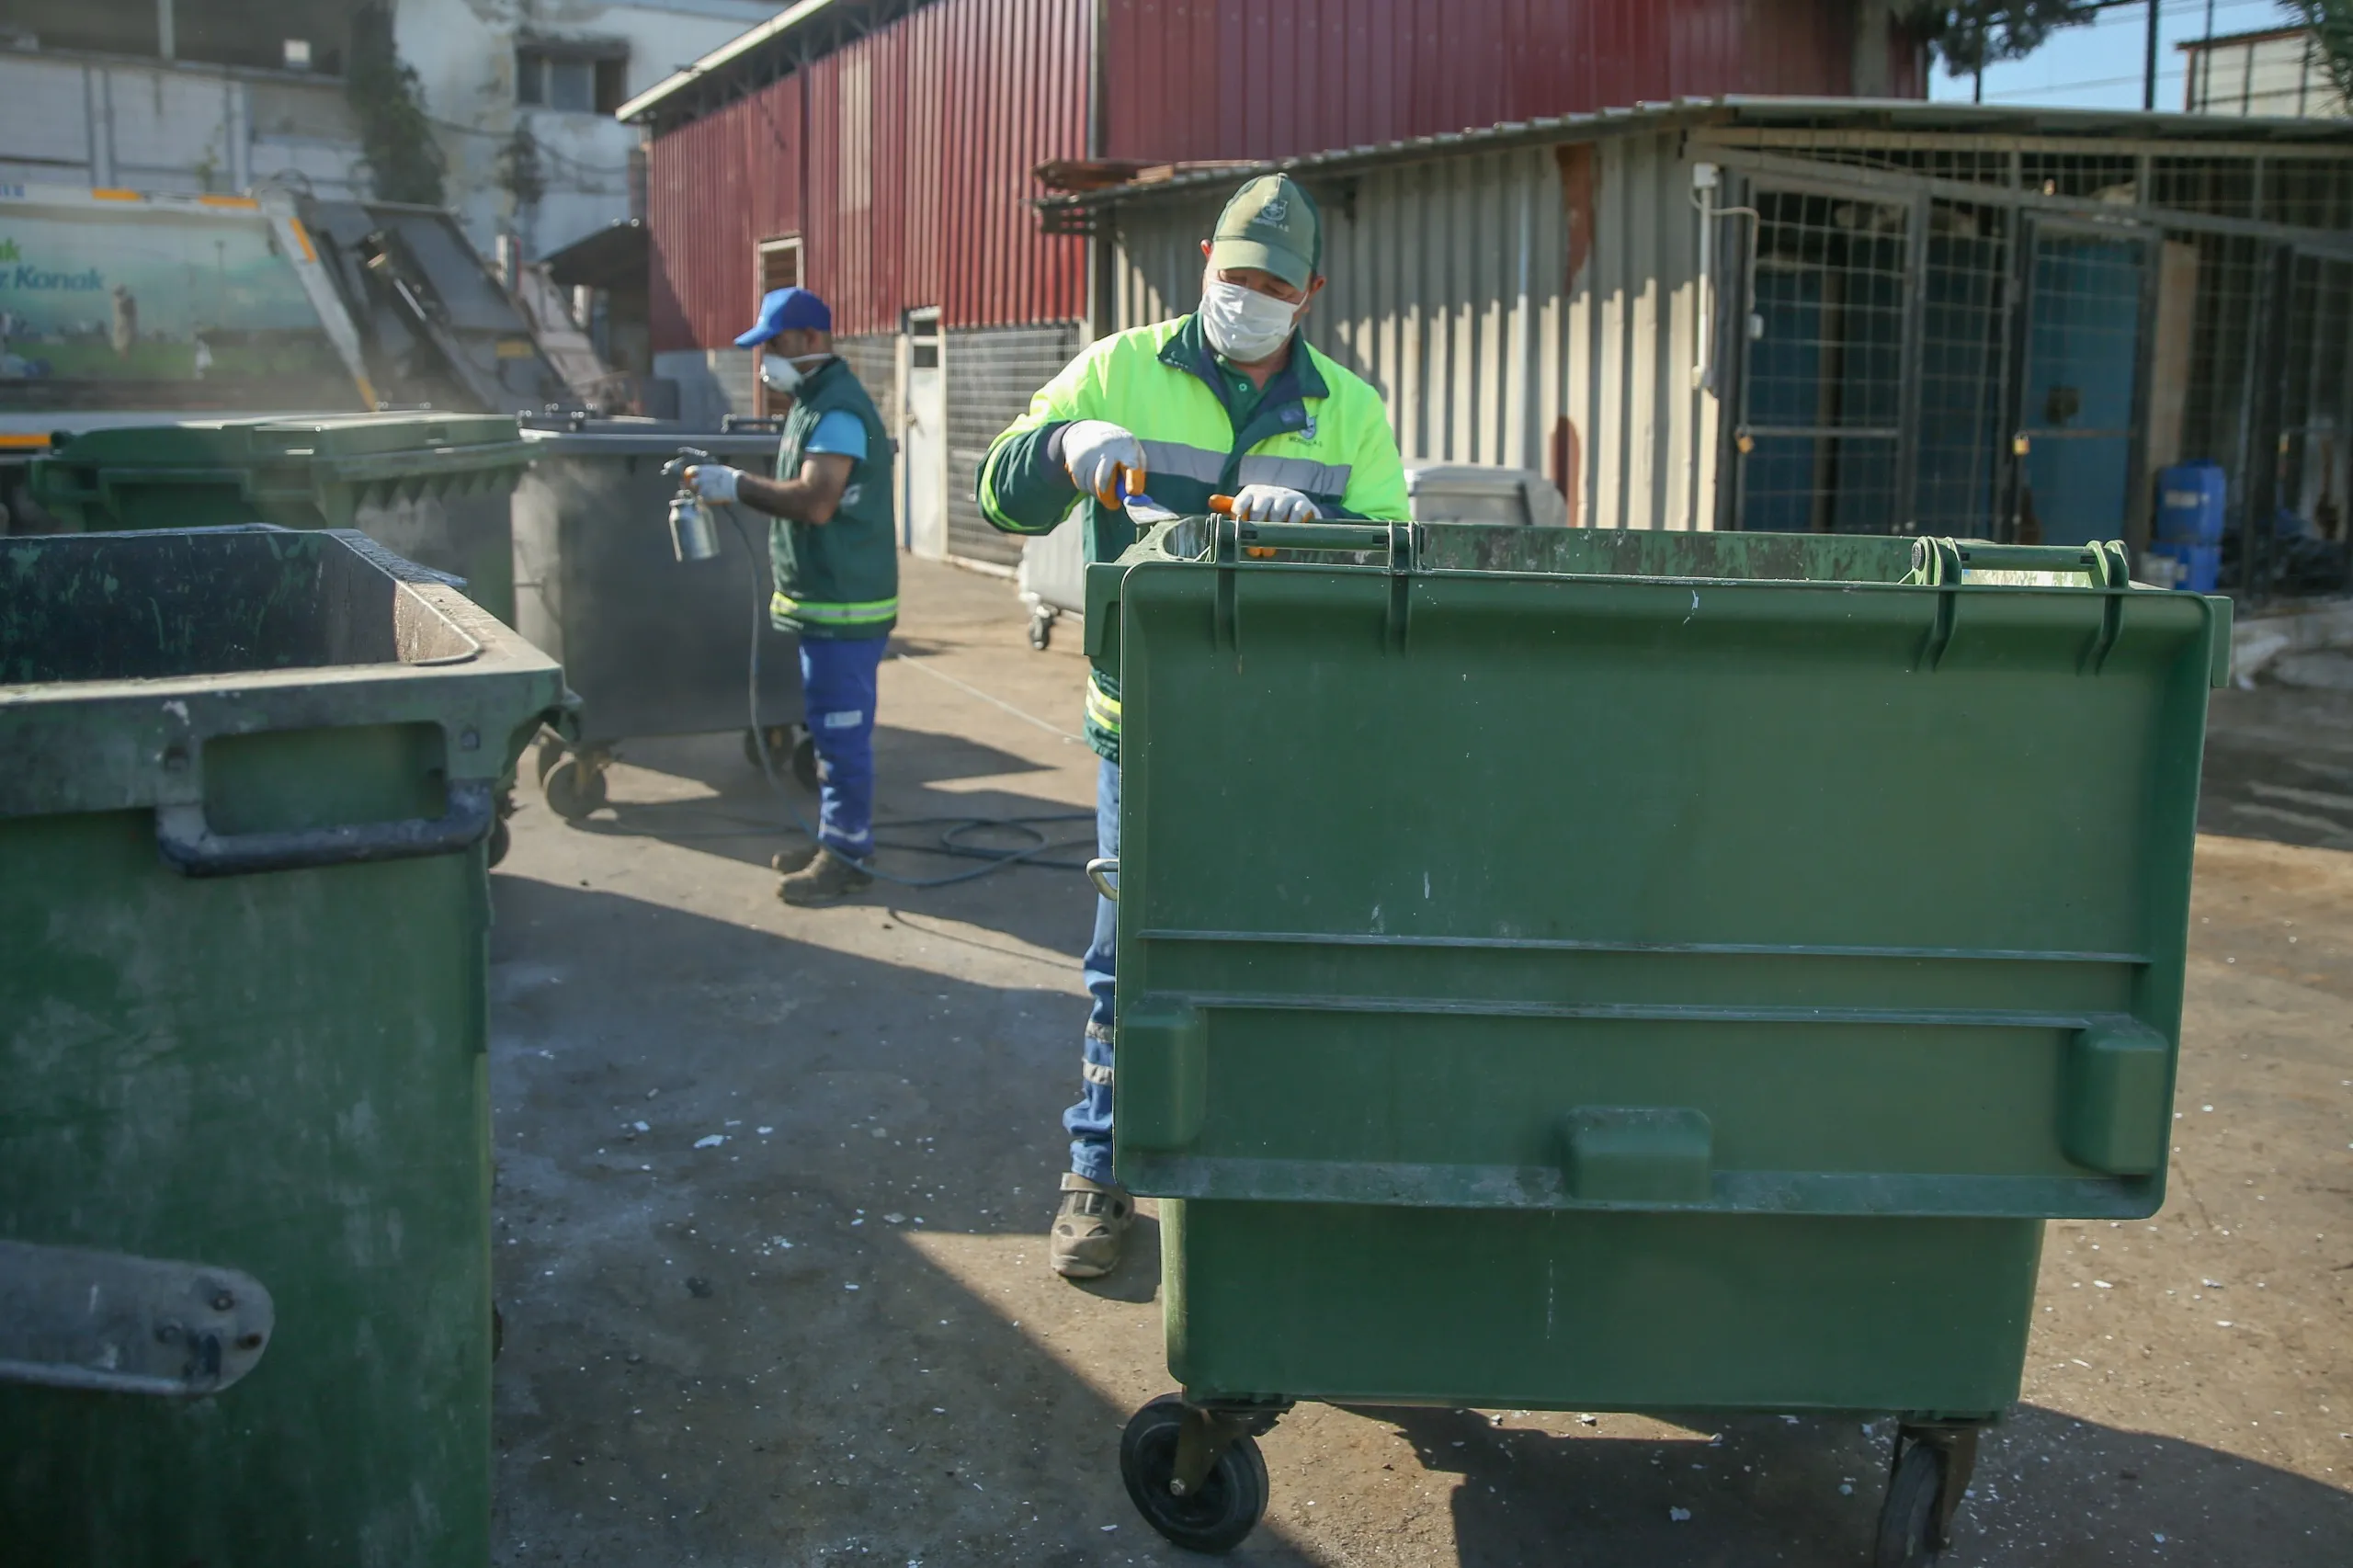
[[661, 447, 723, 563]]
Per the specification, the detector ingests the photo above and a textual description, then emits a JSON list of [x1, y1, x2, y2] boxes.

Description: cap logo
[[1260, 199, 1290, 223]]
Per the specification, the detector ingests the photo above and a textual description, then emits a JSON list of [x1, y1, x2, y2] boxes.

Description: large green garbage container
[[0, 526, 565, 1563], [27, 413, 532, 623], [1086, 520, 2231, 1560]]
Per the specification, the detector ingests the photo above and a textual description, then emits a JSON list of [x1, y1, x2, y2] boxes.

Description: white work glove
[[1228, 483, 1321, 525], [1061, 419, 1146, 506], [683, 464, 742, 504]]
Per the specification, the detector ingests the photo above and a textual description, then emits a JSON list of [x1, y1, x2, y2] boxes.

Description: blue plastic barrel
[[2156, 462, 2227, 544], [2149, 540, 2222, 593]]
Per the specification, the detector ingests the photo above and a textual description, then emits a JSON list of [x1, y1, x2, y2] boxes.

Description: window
[[517, 42, 629, 115]]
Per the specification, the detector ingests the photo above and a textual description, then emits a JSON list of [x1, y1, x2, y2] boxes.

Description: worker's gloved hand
[[683, 464, 742, 504], [1229, 483, 1321, 525], [1060, 420, 1146, 506]]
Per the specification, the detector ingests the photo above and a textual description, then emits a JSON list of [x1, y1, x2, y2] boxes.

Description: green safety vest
[[977, 313, 1408, 760], [771, 357, 898, 641]]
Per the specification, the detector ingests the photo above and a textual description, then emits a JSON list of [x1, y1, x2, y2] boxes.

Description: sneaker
[[769, 840, 821, 874], [777, 846, 872, 905], [1050, 1172, 1133, 1279]]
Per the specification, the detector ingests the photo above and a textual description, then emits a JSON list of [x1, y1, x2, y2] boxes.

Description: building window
[[517, 42, 628, 115]]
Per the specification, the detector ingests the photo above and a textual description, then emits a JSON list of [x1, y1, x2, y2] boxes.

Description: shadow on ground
[[1324, 1400, 2353, 1566], [485, 880, 1283, 1566], [2199, 686, 2353, 852]]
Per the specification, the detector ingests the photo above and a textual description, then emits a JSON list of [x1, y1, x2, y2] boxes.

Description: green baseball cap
[[1208, 175, 1321, 292]]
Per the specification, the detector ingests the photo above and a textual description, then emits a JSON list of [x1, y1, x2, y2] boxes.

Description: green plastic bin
[[0, 527, 565, 1563], [27, 413, 533, 623], [1086, 520, 2230, 1560]]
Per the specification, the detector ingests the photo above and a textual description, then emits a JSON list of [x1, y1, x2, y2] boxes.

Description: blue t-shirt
[[804, 408, 869, 460]]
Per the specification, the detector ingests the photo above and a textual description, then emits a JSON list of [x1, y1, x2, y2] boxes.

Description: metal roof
[[616, 0, 863, 124], [1040, 93, 2353, 212]]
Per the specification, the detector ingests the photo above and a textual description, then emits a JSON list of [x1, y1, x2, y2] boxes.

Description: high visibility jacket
[[770, 357, 898, 641], [978, 313, 1408, 761]]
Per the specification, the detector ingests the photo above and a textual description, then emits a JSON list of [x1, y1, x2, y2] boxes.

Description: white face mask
[[760, 351, 828, 394], [1199, 278, 1302, 363]]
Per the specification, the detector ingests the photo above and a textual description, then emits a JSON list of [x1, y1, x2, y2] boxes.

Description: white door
[[904, 309, 946, 559]]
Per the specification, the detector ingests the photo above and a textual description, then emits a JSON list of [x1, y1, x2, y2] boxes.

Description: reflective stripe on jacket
[[977, 313, 1407, 760]]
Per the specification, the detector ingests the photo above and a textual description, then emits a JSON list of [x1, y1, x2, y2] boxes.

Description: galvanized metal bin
[[508, 420, 808, 817], [0, 527, 566, 1565], [1086, 519, 2230, 1560]]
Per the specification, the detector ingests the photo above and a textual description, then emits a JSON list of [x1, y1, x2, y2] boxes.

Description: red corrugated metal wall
[[648, 75, 804, 354], [1101, 0, 1921, 163], [651, 0, 1925, 351], [651, 0, 1091, 351]]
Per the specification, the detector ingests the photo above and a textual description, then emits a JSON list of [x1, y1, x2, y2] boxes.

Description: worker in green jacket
[[685, 287, 897, 906], [978, 175, 1408, 1278]]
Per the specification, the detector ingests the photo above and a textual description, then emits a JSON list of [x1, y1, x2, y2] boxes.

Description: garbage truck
[[0, 180, 589, 532]]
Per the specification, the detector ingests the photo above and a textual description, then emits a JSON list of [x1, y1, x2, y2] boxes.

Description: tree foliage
[[347, 4, 447, 207], [2284, 1, 2353, 109], [1900, 1, 2106, 78]]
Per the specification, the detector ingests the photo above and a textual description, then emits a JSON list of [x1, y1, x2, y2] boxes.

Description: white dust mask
[[760, 352, 826, 394], [1199, 278, 1301, 363]]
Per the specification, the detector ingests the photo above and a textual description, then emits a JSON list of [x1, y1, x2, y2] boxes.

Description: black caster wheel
[[791, 730, 821, 792], [1874, 1425, 1976, 1568], [542, 753, 608, 821], [743, 725, 795, 772], [1029, 610, 1054, 651], [1119, 1394, 1269, 1555]]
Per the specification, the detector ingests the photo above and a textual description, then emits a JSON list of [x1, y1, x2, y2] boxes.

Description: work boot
[[777, 846, 872, 906], [769, 840, 821, 875], [1050, 1172, 1133, 1279]]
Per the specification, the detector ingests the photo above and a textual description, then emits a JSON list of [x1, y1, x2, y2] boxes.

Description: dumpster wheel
[[1875, 1423, 1978, 1567], [744, 726, 820, 791], [1120, 1394, 1274, 1554], [543, 752, 609, 822]]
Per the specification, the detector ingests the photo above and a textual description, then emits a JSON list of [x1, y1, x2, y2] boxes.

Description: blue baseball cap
[[735, 286, 832, 347]]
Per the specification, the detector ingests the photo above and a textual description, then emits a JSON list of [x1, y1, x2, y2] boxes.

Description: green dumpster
[[0, 527, 565, 1563], [1086, 520, 2230, 1560], [27, 413, 533, 623]]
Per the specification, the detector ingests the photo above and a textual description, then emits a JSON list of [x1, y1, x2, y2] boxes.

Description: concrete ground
[[486, 559, 2353, 1566]]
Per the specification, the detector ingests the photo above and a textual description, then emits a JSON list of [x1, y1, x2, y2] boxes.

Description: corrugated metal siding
[[946, 323, 1087, 565], [650, 0, 1088, 351], [1109, 131, 1717, 530], [648, 77, 802, 354], [1102, 0, 1919, 163]]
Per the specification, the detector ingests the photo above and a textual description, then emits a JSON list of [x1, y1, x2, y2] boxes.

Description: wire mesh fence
[[1714, 131, 2353, 597]]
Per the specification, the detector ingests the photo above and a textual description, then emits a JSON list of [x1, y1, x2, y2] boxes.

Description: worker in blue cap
[[684, 286, 898, 904]]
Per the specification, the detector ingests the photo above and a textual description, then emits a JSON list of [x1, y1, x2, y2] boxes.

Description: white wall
[[0, 48, 367, 199], [394, 0, 773, 259]]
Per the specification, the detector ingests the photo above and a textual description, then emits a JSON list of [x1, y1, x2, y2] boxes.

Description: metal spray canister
[[662, 447, 723, 562]]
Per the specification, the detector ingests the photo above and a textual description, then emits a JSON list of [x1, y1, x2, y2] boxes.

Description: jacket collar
[[1161, 312, 1330, 414]]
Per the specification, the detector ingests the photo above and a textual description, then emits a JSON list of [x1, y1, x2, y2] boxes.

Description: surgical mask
[[760, 352, 828, 394], [1199, 278, 1301, 363]]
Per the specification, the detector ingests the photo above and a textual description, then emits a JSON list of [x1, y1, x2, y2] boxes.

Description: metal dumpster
[[0, 527, 565, 1565], [1086, 519, 2230, 1560], [27, 413, 532, 624], [509, 418, 806, 818]]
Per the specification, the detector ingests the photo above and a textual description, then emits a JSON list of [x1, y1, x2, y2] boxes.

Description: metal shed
[[1051, 97, 2353, 597]]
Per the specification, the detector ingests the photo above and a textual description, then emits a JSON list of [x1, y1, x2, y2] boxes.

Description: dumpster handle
[[1086, 857, 1120, 902], [155, 778, 496, 878]]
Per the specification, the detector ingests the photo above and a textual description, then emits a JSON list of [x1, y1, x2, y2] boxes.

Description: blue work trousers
[[798, 633, 886, 859], [1064, 756, 1119, 1184]]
